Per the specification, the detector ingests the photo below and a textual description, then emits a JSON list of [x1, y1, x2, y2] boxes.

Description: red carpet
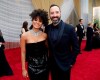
[[0, 40, 100, 80]]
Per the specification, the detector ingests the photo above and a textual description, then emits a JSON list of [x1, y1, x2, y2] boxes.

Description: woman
[[20, 9, 48, 80], [92, 23, 100, 48], [20, 21, 28, 38], [84, 23, 93, 51], [0, 30, 13, 77], [21, 21, 28, 33]]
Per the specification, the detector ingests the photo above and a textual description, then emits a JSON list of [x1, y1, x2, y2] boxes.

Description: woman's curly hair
[[30, 9, 48, 27]]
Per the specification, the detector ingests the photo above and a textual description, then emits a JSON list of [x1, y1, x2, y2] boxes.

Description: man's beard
[[51, 17, 61, 25]]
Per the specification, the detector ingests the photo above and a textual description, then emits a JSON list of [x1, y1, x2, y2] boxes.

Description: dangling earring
[[41, 25, 45, 32]]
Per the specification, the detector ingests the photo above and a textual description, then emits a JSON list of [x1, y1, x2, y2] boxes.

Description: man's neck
[[80, 23, 83, 25]]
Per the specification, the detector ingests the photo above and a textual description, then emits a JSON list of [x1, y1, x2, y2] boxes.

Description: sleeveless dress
[[0, 36, 13, 77], [26, 40, 48, 80]]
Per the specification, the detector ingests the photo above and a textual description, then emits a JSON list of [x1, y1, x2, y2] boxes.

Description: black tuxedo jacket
[[45, 20, 79, 71], [76, 24, 85, 37]]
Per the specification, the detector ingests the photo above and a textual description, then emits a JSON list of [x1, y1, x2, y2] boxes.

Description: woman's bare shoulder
[[21, 31, 30, 38], [42, 32, 47, 38]]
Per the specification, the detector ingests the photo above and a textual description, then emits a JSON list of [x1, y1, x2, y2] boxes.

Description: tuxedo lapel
[[48, 21, 65, 47], [55, 22, 65, 45]]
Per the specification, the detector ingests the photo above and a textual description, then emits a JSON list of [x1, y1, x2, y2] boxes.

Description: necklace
[[30, 29, 42, 36]]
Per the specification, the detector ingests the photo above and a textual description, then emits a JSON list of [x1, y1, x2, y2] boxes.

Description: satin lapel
[[55, 22, 65, 46], [48, 22, 65, 47]]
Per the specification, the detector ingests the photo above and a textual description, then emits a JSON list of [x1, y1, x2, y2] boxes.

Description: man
[[76, 19, 85, 53], [45, 4, 79, 80]]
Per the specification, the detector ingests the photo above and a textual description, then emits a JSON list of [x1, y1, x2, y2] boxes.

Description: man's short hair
[[79, 19, 83, 22], [49, 4, 60, 11]]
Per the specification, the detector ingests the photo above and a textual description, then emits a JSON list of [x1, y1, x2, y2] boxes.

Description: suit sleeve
[[76, 25, 79, 36], [70, 27, 80, 65]]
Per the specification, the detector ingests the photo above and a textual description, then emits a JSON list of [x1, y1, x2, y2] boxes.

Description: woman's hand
[[22, 69, 28, 78], [0, 42, 2, 47], [0, 42, 2, 45]]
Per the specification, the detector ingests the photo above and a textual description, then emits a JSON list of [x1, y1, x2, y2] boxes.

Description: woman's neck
[[32, 28, 40, 32]]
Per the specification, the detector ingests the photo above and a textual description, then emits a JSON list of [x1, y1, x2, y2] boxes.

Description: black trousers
[[49, 57, 71, 80], [79, 36, 83, 51]]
